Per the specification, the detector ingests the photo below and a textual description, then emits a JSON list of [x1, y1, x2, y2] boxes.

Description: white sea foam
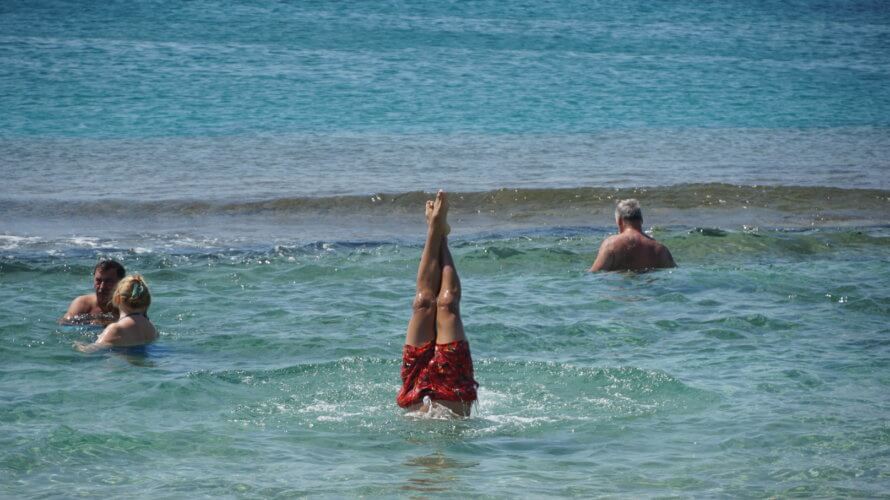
[[0, 235, 42, 250], [481, 414, 556, 426], [67, 236, 101, 248], [403, 396, 462, 420]]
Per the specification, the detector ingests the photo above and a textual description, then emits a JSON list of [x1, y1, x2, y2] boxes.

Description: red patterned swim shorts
[[396, 340, 478, 408]]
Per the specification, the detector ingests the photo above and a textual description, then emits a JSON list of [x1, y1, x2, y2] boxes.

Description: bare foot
[[425, 200, 434, 225], [428, 191, 450, 236]]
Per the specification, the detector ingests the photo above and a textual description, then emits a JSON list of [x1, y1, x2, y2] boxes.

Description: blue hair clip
[[131, 282, 143, 299]]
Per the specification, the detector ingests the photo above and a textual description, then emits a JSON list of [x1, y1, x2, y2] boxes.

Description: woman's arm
[[73, 324, 120, 353]]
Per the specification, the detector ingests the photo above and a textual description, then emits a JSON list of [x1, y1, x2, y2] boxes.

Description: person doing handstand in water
[[397, 190, 478, 417]]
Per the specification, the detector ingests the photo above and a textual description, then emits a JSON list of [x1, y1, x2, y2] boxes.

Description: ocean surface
[[2, 0, 889, 497]]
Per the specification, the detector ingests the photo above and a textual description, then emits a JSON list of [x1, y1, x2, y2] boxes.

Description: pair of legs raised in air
[[397, 191, 478, 417]]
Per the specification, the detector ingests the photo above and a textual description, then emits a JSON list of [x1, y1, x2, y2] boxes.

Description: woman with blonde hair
[[74, 275, 158, 353]]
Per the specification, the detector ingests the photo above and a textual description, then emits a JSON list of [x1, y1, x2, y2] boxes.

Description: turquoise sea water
[[3, 228, 890, 497], [2, 0, 890, 497]]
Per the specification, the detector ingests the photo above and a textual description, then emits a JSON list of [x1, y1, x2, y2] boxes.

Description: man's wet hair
[[615, 199, 643, 222], [94, 260, 126, 279]]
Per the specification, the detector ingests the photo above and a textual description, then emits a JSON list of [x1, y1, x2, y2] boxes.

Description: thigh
[[405, 300, 437, 347]]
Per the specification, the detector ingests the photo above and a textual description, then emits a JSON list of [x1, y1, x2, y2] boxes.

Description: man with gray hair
[[590, 199, 675, 272]]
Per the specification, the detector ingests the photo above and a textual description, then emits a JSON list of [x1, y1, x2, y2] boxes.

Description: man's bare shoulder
[[61, 294, 100, 324], [591, 235, 621, 271], [599, 234, 624, 249], [67, 294, 96, 314], [654, 241, 676, 268]]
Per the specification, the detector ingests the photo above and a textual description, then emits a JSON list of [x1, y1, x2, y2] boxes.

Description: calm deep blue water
[[1, 0, 889, 497]]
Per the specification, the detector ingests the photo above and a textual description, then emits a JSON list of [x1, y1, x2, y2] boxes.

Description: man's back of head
[[615, 198, 643, 224]]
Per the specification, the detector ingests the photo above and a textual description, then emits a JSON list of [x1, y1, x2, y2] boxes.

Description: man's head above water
[[93, 260, 126, 306], [615, 198, 643, 225]]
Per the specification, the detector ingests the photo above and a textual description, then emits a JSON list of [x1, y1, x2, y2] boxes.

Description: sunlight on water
[[2, 227, 888, 496], [2, 0, 889, 496]]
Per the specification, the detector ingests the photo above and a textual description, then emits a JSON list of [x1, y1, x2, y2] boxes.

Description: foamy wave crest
[[0, 235, 42, 250], [3, 183, 888, 220]]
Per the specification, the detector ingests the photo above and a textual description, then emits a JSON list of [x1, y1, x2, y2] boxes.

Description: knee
[[436, 287, 461, 314], [412, 290, 437, 313]]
